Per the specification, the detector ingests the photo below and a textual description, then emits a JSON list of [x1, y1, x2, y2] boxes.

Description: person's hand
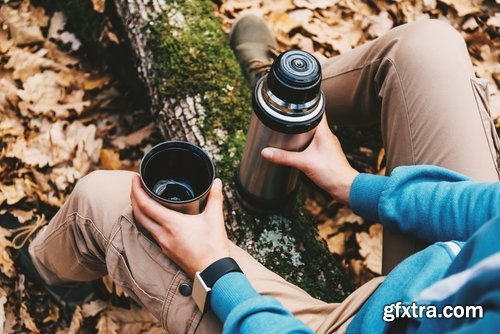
[[130, 174, 230, 278], [261, 116, 359, 204]]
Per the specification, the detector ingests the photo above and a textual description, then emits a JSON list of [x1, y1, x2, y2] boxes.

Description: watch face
[[192, 272, 211, 312]]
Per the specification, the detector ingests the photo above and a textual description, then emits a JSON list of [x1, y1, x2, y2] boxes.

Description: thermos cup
[[140, 141, 215, 215], [236, 50, 325, 211]]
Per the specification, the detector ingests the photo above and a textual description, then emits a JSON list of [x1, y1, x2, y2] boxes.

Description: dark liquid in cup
[[152, 179, 195, 201]]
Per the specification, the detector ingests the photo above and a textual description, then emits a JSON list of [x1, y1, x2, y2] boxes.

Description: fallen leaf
[[439, 0, 479, 17], [96, 312, 119, 334], [82, 300, 108, 318], [294, 0, 335, 10], [356, 224, 382, 274], [68, 306, 84, 334], [100, 148, 122, 170], [20, 303, 39, 333], [0, 228, 14, 277], [92, 0, 106, 13], [0, 296, 6, 334], [111, 123, 155, 149], [368, 11, 393, 38], [10, 209, 34, 223], [0, 4, 44, 44]]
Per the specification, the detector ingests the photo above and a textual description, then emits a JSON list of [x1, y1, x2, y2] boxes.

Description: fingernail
[[213, 178, 222, 190], [261, 148, 274, 159]]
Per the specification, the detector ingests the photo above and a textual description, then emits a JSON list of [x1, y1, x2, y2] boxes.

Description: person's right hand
[[261, 116, 359, 204]]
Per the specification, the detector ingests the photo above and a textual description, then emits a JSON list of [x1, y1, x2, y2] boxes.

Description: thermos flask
[[236, 50, 325, 211]]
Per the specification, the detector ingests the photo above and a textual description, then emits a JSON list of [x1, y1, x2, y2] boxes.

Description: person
[[20, 15, 500, 333]]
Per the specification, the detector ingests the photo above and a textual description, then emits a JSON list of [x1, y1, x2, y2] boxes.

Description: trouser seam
[[470, 78, 500, 178], [384, 56, 416, 165], [322, 56, 384, 81], [32, 212, 108, 253], [107, 244, 163, 302]]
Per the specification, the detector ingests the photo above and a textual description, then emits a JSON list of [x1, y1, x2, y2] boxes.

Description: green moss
[[147, 0, 351, 302]]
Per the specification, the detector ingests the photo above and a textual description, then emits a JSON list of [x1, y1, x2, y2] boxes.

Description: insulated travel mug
[[236, 50, 325, 211], [140, 141, 215, 215]]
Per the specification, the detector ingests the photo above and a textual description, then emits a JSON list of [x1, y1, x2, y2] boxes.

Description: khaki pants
[[29, 20, 499, 334]]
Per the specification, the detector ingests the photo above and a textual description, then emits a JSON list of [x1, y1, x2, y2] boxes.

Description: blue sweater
[[210, 166, 500, 333]]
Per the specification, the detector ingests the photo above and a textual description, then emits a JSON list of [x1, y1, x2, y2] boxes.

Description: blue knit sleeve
[[210, 272, 313, 334], [350, 165, 500, 242]]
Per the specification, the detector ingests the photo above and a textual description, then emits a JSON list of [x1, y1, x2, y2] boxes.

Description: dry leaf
[[0, 228, 14, 277], [43, 301, 60, 323], [96, 312, 119, 334], [0, 4, 44, 44], [356, 224, 382, 274], [439, 0, 479, 17], [20, 303, 39, 333], [0, 296, 6, 334], [294, 0, 335, 10], [367, 11, 393, 38], [10, 209, 34, 223], [67, 306, 84, 334], [111, 124, 155, 149], [100, 148, 122, 170], [92, 0, 106, 13], [82, 300, 108, 318]]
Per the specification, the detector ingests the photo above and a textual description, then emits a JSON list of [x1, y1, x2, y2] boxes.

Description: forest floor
[[0, 0, 498, 333]]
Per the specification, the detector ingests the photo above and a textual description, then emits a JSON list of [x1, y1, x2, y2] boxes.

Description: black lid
[[267, 50, 322, 104]]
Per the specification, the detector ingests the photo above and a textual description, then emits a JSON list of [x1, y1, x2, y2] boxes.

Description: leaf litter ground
[[0, 0, 499, 333]]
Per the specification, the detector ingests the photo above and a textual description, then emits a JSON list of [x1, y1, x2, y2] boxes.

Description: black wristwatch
[[192, 257, 243, 312]]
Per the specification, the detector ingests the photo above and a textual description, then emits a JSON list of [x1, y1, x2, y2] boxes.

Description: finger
[[131, 193, 165, 239], [203, 178, 224, 218], [261, 147, 303, 168], [130, 174, 183, 227]]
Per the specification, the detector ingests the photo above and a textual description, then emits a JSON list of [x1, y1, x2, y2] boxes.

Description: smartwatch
[[192, 257, 243, 312]]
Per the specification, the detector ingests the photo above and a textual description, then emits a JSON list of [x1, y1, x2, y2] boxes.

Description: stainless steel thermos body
[[236, 50, 325, 210]]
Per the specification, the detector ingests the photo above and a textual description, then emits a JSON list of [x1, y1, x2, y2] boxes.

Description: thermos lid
[[267, 50, 321, 104]]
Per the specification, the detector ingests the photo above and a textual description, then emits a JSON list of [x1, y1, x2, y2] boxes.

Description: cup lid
[[266, 50, 322, 104]]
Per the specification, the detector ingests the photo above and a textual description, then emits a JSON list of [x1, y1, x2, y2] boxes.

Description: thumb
[[261, 147, 303, 169], [204, 178, 224, 216]]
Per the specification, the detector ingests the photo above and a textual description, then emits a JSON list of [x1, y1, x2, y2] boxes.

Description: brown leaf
[[0, 4, 44, 45], [0, 296, 6, 334], [356, 224, 382, 274], [10, 209, 34, 223], [92, 0, 106, 13], [68, 306, 84, 334], [294, 0, 334, 10], [0, 228, 15, 277], [20, 303, 39, 333], [96, 312, 119, 334], [439, 0, 479, 17], [0, 30, 13, 54], [100, 148, 122, 170], [82, 300, 108, 318], [111, 123, 155, 149]]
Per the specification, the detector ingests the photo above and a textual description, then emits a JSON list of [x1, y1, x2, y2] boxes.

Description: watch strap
[[200, 257, 243, 288]]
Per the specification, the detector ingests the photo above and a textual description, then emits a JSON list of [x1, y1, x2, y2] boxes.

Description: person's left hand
[[130, 174, 230, 278]]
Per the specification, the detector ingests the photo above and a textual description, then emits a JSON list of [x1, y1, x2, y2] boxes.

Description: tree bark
[[63, 0, 351, 301]]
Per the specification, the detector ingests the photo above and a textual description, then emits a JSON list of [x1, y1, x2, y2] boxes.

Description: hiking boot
[[229, 14, 279, 88], [1, 213, 96, 317]]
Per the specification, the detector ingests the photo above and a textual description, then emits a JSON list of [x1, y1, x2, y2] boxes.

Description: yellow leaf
[[100, 149, 122, 170], [92, 0, 106, 13], [0, 228, 14, 277], [96, 312, 119, 334], [20, 303, 39, 333]]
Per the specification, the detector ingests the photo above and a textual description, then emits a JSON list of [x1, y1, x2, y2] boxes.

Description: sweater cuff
[[210, 272, 260, 322], [350, 173, 388, 221]]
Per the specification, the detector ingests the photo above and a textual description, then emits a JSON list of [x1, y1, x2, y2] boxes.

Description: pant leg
[[320, 19, 500, 274], [30, 170, 381, 333]]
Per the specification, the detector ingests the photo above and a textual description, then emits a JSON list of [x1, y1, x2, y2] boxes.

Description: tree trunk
[[63, 0, 351, 302]]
